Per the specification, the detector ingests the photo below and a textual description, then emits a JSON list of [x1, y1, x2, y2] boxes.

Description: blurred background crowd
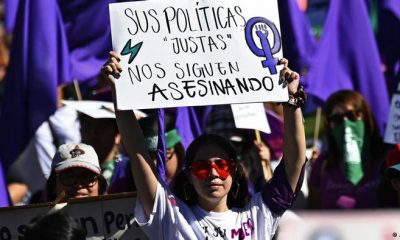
[[0, 0, 398, 228]]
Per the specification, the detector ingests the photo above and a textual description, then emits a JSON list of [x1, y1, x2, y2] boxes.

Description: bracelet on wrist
[[284, 85, 307, 109]]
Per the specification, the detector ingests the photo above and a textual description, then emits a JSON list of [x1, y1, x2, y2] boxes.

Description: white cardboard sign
[[109, 0, 287, 110], [0, 193, 148, 240], [384, 94, 400, 144], [231, 103, 271, 133]]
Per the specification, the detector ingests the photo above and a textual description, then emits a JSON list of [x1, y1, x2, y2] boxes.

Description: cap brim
[[54, 160, 101, 175]]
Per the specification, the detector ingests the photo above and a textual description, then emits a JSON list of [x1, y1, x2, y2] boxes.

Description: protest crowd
[[0, 0, 399, 239]]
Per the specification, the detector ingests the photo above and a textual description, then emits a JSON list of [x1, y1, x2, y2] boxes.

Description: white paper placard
[[109, 0, 287, 110], [231, 103, 271, 133], [384, 94, 400, 144], [62, 100, 147, 119]]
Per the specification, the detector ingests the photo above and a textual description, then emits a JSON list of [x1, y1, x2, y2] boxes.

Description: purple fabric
[[0, 0, 70, 172], [261, 109, 284, 160], [157, 108, 166, 182], [3, 0, 19, 33], [378, 0, 400, 95], [278, 0, 316, 73], [175, 107, 204, 149], [304, 0, 390, 136], [262, 159, 306, 215], [0, 0, 121, 173], [308, 152, 381, 209], [107, 157, 136, 194], [382, 0, 400, 18], [0, 161, 10, 207], [58, 0, 117, 85]]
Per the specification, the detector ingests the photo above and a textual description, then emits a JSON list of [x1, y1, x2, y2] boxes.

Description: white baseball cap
[[51, 143, 101, 174]]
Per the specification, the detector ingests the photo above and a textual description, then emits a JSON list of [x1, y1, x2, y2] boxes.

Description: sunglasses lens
[[191, 161, 210, 180], [213, 159, 232, 180], [345, 110, 358, 120], [329, 110, 360, 124], [191, 159, 234, 180]]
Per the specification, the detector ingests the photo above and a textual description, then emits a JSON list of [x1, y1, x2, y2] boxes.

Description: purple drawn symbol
[[245, 17, 281, 75]]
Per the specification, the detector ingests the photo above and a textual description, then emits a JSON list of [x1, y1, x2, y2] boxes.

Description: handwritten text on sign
[[384, 94, 400, 144], [231, 103, 271, 134], [109, 0, 287, 110]]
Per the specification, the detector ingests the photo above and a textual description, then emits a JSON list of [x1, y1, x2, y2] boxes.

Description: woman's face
[[327, 104, 363, 129], [56, 168, 100, 199], [189, 143, 234, 210]]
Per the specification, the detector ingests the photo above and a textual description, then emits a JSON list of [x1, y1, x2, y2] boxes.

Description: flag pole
[[313, 107, 322, 150], [255, 129, 261, 143], [73, 79, 82, 101], [255, 129, 272, 180]]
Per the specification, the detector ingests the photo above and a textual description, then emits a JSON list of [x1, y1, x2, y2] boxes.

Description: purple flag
[[175, 107, 205, 149], [3, 0, 19, 33], [58, 0, 117, 85], [0, 0, 70, 172], [261, 109, 284, 160], [378, 0, 400, 95], [278, 0, 316, 73], [0, 161, 10, 207], [156, 109, 166, 181], [304, 0, 390, 135]]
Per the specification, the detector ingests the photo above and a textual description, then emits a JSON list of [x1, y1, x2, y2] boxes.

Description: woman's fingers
[[100, 52, 123, 86], [278, 58, 288, 67]]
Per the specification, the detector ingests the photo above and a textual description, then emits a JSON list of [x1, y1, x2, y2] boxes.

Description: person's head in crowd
[[172, 134, 250, 209], [379, 144, 400, 207], [139, 113, 185, 184], [80, 88, 121, 168], [79, 114, 120, 164], [46, 143, 107, 201], [323, 90, 382, 170], [309, 90, 385, 209], [228, 129, 267, 193], [23, 211, 86, 240]]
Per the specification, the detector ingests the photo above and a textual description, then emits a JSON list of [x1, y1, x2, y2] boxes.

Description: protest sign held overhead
[[109, 0, 287, 110], [384, 93, 400, 144], [231, 103, 271, 134]]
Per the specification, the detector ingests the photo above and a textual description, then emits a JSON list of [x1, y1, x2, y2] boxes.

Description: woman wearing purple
[[102, 53, 307, 239], [309, 90, 385, 209]]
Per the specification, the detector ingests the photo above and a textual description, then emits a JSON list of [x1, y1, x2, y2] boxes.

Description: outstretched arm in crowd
[[261, 59, 307, 215], [279, 58, 307, 192], [102, 51, 157, 218]]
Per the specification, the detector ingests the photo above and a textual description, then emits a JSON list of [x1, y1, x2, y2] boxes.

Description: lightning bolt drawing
[[120, 39, 143, 64]]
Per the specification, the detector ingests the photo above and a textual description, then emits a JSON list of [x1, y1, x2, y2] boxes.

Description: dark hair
[[172, 134, 251, 208], [46, 170, 107, 202], [378, 170, 400, 208], [323, 90, 383, 170], [23, 211, 86, 240]]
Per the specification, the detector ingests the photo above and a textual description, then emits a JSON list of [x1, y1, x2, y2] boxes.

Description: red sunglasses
[[191, 159, 235, 180]]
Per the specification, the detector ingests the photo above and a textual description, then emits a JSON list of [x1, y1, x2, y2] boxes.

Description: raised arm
[[102, 51, 158, 217], [279, 58, 307, 192]]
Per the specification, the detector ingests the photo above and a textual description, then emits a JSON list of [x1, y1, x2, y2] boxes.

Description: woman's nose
[[208, 166, 219, 177]]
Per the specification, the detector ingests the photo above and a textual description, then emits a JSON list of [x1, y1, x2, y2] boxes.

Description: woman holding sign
[[102, 52, 306, 239]]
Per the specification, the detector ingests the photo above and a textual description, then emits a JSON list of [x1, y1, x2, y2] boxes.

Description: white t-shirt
[[135, 182, 280, 239]]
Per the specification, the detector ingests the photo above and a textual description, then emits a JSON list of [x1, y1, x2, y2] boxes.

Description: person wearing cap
[[45, 143, 107, 201], [103, 52, 306, 240], [107, 116, 185, 193]]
